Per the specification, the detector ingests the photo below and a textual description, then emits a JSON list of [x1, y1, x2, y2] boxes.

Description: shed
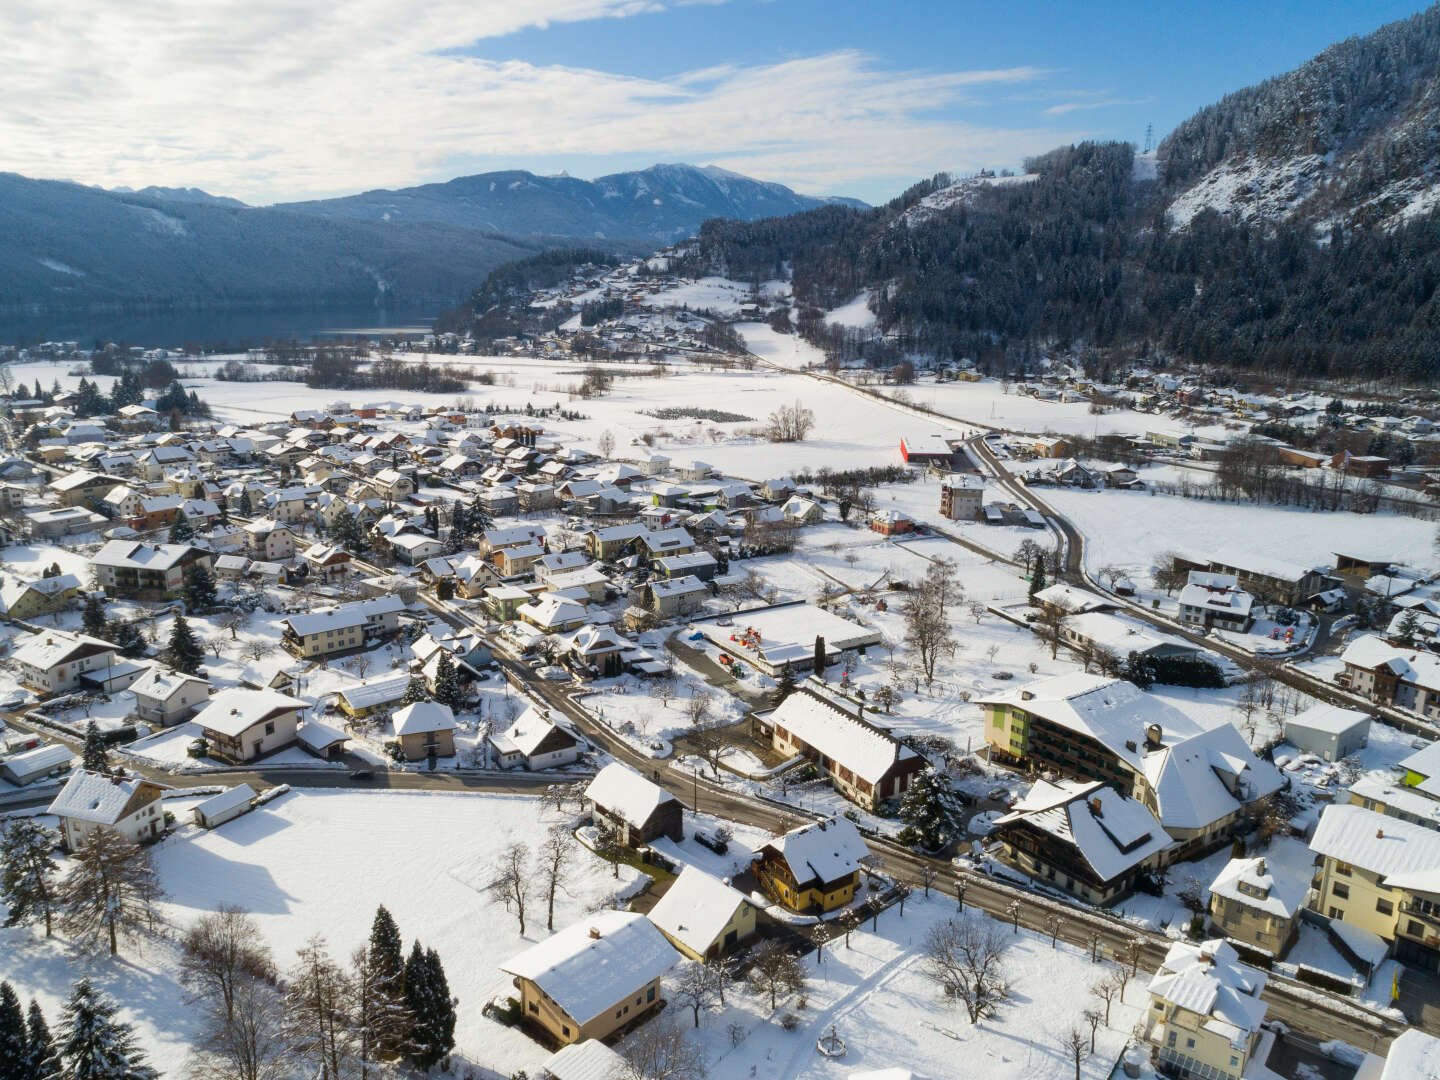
[[0, 742, 74, 786], [1284, 704, 1370, 762], [193, 784, 257, 829]]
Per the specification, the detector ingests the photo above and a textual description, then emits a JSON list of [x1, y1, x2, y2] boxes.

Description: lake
[[0, 303, 439, 351]]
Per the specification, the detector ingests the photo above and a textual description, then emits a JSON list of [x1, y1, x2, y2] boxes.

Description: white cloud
[[1, 0, 1076, 202], [1044, 98, 1150, 116]]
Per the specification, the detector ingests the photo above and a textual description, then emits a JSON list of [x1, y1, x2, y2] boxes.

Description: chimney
[[1377, 828, 1385, 839], [1089, 797, 1103, 818], [1255, 858, 1266, 876], [588, 927, 601, 940]]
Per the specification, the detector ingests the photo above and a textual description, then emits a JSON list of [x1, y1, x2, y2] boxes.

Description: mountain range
[[0, 164, 862, 317]]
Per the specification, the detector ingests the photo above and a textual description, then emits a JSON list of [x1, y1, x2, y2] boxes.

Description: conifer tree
[[167, 614, 203, 675], [364, 908, 410, 1058], [168, 512, 194, 543], [1, 818, 59, 936], [0, 981, 28, 1080], [404, 944, 456, 1070], [432, 652, 463, 712], [184, 563, 217, 611], [80, 722, 109, 774], [237, 490, 253, 516], [774, 665, 797, 704], [400, 677, 429, 706], [56, 980, 157, 1080], [1028, 558, 1046, 599], [80, 595, 107, 640], [895, 768, 962, 851], [27, 1000, 60, 1080], [104, 621, 146, 660]]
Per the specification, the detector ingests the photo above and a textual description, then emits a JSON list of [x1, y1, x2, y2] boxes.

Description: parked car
[[350, 769, 376, 781], [986, 786, 1012, 802]]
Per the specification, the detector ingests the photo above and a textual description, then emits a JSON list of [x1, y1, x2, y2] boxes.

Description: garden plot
[[669, 895, 1144, 1080]]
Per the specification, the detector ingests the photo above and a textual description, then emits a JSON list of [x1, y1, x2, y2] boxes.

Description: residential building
[[129, 667, 211, 726], [487, 706, 582, 770], [1207, 855, 1308, 959], [1282, 704, 1370, 762], [1177, 573, 1254, 633], [281, 596, 404, 658], [12, 629, 118, 694], [646, 865, 756, 960], [869, 509, 913, 536], [335, 670, 412, 718], [644, 575, 709, 618], [499, 909, 675, 1046], [90, 541, 212, 599], [392, 701, 457, 761], [585, 762, 684, 846], [48, 470, 125, 508], [301, 542, 353, 583], [1174, 547, 1327, 606], [938, 473, 985, 521], [1143, 940, 1269, 1080], [47, 770, 169, 847], [763, 688, 924, 810], [991, 778, 1172, 905], [1352, 1029, 1440, 1080], [753, 816, 869, 915], [1337, 636, 1440, 721], [539, 1040, 628, 1080], [243, 519, 297, 561], [0, 573, 82, 620], [194, 688, 307, 763], [1310, 803, 1440, 972]]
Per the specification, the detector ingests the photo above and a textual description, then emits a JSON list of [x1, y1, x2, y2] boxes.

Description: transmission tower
[[1142, 123, 1154, 154]]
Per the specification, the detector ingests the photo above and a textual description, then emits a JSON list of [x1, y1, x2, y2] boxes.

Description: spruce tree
[[432, 653, 463, 712], [366, 908, 409, 1057], [237, 490, 253, 516], [774, 665, 797, 704], [1028, 558, 1046, 598], [56, 980, 157, 1080], [1, 818, 59, 936], [467, 496, 492, 539], [168, 512, 194, 543], [104, 621, 146, 660], [895, 768, 961, 851], [184, 563, 217, 611], [368, 907, 405, 995], [80, 595, 107, 640], [406, 944, 456, 1070], [400, 677, 429, 706], [813, 636, 826, 681], [80, 722, 109, 774], [0, 982, 27, 1080], [167, 614, 203, 675], [27, 1000, 60, 1080]]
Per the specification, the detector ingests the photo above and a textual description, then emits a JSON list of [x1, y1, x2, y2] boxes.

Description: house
[[869, 509, 913, 536], [243, 519, 297, 561], [47, 769, 169, 847], [1207, 855, 1308, 959], [129, 667, 211, 726], [194, 688, 308, 763], [938, 473, 984, 520], [390, 532, 447, 565], [567, 625, 627, 678], [0, 743, 75, 786], [487, 706, 582, 770], [1030, 435, 1073, 458], [1337, 635, 1440, 721], [496, 540, 546, 578], [780, 495, 824, 525], [651, 550, 718, 582], [691, 603, 882, 677], [0, 573, 82, 620], [281, 596, 404, 658], [263, 486, 311, 523], [584, 523, 647, 560], [1175, 547, 1328, 606], [585, 762, 684, 846], [1353, 1029, 1440, 1080], [90, 541, 212, 599], [192, 784, 257, 829], [646, 865, 756, 960], [538, 1040, 627, 1080], [302, 543, 353, 583], [499, 909, 675, 1046], [1331, 451, 1390, 478], [992, 778, 1172, 905], [518, 594, 588, 634], [764, 689, 924, 810], [1032, 583, 1115, 617], [1177, 572, 1254, 633], [12, 629, 118, 694], [335, 670, 412, 718], [1309, 804, 1440, 972], [481, 524, 548, 554], [24, 506, 108, 538], [1282, 704, 1370, 762], [391, 701, 457, 761], [645, 575, 709, 618], [1143, 940, 1269, 1080], [753, 816, 869, 914], [49, 469, 125, 508]]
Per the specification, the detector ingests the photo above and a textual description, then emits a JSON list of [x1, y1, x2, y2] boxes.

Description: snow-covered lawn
[[676, 895, 1144, 1080]]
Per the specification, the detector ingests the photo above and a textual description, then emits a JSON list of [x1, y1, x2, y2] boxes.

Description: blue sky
[[2, 0, 1430, 204]]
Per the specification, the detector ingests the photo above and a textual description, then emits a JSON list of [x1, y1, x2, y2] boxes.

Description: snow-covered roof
[[996, 779, 1172, 882], [768, 690, 918, 785], [1, 743, 74, 777], [586, 761, 678, 825], [91, 540, 204, 570], [1141, 724, 1283, 832], [500, 910, 675, 1026], [647, 865, 750, 955], [1399, 739, 1440, 798], [1283, 703, 1370, 738], [1061, 611, 1194, 657], [336, 670, 411, 710], [1178, 582, 1254, 618], [978, 673, 1202, 773], [193, 784, 256, 818], [540, 1040, 627, 1080], [1376, 1029, 1440, 1080], [1148, 940, 1268, 1045], [297, 720, 348, 750], [194, 688, 307, 738], [1342, 635, 1440, 693], [1207, 856, 1309, 920], [1193, 545, 1319, 585], [490, 707, 577, 758], [762, 816, 869, 887], [46, 769, 165, 824], [129, 665, 209, 702], [1310, 804, 1440, 894], [1032, 584, 1111, 614], [392, 701, 456, 736], [283, 595, 404, 637], [13, 628, 115, 670]]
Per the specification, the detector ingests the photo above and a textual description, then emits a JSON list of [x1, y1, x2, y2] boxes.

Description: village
[[1, 259, 1440, 1080]]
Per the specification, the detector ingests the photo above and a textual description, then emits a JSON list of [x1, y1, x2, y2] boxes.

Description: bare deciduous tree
[[1090, 974, 1119, 1025], [922, 915, 1008, 1024], [764, 400, 815, 443], [903, 593, 955, 686], [188, 974, 292, 1080], [180, 906, 276, 1023], [1060, 1025, 1088, 1080], [487, 842, 531, 935], [597, 430, 616, 459], [620, 1014, 706, 1080], [747, 941, 807, 1010], [673, 960, 718, 1028], [283, 936, 354, 1080], [1044, 913, 1064, 948], [967, 600, 987, 623], [539, 825, 574, 933], [1083, 1008, 1103, 1052]]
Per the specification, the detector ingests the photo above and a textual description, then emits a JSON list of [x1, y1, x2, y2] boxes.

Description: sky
[[1, 0, 1431, 206]]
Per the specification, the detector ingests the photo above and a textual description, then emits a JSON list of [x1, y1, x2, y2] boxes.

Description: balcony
[[1399, 901, 1440, 945]]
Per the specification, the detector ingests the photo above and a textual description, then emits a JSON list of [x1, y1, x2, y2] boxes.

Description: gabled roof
[[647, 865, 750, 954], [1148, 940, 1267, 1045], [1207, 856, 1309, 920], [585, 762, 678, 827], [540, 1039, 627, 1080], [1141, 724, 1283, 831], [500, 910, 675, 1027], [760, 816, 869, 887], [283, 595, 403, 637], [194, 688, 307, 737], [13, 629, 115, 670], [1310, 804, 1440, 894], [767, 689, 918, 785], [995, 778, 1172, 882], [91, 540, 207, 571], [490, 707, 579, 758], [46, 769, 166, 824], [392, 701, 456, 736], [129, 665, 210, 702]]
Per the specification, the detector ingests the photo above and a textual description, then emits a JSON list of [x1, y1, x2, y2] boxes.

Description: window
[[1376, 899, 1394, 916], [1332, 883, 1350, 900], [1335, 861, 1352, 877], [1409, 920, 1425, 936], [1329, 907, 1345, 920], [264, 722, 275, 736], [647, 986, 656, 1003], [1167, 1032, 1176, 1047], [561, 1026, 570, 1038], [1186, 1038, 1195, 1050], [528, 1002, 538, 1014]]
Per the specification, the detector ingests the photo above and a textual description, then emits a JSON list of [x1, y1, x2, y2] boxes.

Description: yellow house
[[646, 865, 756, 961], [1206, 855, 1308, 959], [1144, 940, 1268, 1080], [500, 911, 675, 1046], [335, 671, 412, 719], [1310, 804, 1440, 972], [753, 817, 869, 915], [0, 574, 82, 620]]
